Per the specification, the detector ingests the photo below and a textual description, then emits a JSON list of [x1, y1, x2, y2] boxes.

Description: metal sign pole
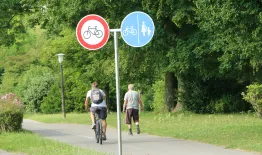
[[110, 29, 122, 155]]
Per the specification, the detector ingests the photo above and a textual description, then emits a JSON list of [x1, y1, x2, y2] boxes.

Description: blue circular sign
[[121, 11, 155, 47]]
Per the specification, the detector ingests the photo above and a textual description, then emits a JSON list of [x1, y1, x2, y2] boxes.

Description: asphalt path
[[22, 119, 259, 155], [0, 150, 24, 155]]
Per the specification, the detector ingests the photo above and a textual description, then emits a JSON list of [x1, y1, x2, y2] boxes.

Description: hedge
[[0, 101, 24, 132]]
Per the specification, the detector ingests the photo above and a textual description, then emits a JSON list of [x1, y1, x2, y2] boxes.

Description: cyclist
[[123, 84, 143, 135], [85, 82, 107, 140]]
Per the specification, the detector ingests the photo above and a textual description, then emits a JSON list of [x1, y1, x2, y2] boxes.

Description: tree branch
[[0, 14, 17, 28]]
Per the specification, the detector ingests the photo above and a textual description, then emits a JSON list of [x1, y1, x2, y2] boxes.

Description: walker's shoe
[[91, 124, 96, 129], [128, 129, 133, 135], [136, 126, 141, 134], [102, 135, 107, 141]]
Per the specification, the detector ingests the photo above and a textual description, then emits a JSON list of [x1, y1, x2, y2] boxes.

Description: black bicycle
[[94, 109, 103, 145]]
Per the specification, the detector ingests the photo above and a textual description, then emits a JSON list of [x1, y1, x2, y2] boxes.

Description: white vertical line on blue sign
[[137, 14, 140, 45]]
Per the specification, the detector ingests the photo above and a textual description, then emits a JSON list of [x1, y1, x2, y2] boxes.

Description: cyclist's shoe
[[91, 123, 96, 129], [128, 129, 133, 135], [102, 135, 107, 141], [136, 125, 140, 134]]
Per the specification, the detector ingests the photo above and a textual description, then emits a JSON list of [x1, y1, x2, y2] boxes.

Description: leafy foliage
[[141, 88, 154, 111], [0, 0, 39, 45], [243, 83, 262, 118], [152, 80, 167, 112], [0, 94, 24, 132], [0, 27, 44, 94], [16, 66, 56, 113], [2, 0, 262, 114], [40, 84, 61, 114]]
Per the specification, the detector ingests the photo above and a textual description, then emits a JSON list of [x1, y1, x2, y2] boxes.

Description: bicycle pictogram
[[122, 26, 137, 36], [83, 26, 103, 39]]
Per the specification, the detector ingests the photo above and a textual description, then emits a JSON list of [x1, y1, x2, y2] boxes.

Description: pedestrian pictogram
[[120, 11, 155, 47], [76, 14, 109, 50]]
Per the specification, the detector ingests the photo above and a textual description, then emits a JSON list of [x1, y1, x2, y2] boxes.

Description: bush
[[0, 93, 24, 132], [0, 93, 22, 104], [0, 95, 24, 132], [181, 78, 209, 113], [152, 80, 167, 112], [141, 88, 154, 111], [16, 66, 56, 113], [41, 84, 61, 114], [242, 83, 262, 118], [181, 74, 250, 113], [208, 94, 248, 113]]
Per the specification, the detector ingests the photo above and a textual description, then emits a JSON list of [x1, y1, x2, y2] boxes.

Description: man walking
[[85, 82, 107, 140], [123, 84, 143, 135]]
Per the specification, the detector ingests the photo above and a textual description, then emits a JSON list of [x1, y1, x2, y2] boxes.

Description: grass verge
[[0, 130, 108, 155], [25, 112, 262, 153]]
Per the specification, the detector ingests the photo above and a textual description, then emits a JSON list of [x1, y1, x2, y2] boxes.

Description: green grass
[[25, 112, 262, 153], [0, 131, 108, 155]]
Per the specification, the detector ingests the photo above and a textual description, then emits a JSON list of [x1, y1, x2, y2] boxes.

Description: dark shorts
[[125, 109, 139, 124], [91, 106, 107, 120]]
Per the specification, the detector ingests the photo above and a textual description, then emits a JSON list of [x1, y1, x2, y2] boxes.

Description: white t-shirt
[[124, 90, 140, 109], [87, 89, 107, 107]]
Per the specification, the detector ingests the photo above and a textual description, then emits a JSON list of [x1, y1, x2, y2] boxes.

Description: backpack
[[90, 88, 103, 104]]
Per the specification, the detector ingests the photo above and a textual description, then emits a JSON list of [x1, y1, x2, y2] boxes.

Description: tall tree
[[0, 0, 40, 45]]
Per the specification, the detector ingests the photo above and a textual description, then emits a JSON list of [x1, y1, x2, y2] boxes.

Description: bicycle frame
[[87, 26, 99, 35]]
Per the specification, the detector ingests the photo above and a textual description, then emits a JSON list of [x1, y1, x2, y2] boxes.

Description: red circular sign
[[76, 15, 110, 50]]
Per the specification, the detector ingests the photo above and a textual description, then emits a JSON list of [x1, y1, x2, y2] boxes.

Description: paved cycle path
[[0, 150, 24, 155], [22, 119, 259, 155]]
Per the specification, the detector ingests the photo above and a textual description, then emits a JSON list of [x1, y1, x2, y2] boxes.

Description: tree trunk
[[165, 72, 176, 112], [104, 83, 110, 113], [174, 75, 183, 112]]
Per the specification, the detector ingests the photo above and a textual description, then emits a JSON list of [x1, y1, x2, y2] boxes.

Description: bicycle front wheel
[[95, 30, 103, 38]]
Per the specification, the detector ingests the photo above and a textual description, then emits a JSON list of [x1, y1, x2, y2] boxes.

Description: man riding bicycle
[[85, 82, 107, 140]]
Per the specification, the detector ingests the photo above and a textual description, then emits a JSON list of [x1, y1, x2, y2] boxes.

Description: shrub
[[242, 83, 262, 118], [16, 66, 56, 113], [152, 80, 167, 112], [41, 84, 61, 114], [141, 88, 154, 111], [0, 93, 22, 104], [0, 94, 24, 132], [181, 78, 209, 113], [208, 94, 248, 113], [181, 74, 250, 113]]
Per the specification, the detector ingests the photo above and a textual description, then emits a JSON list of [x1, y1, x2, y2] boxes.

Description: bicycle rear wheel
[[99, 120, 103, 144], [83, 31, 91, 39], [95, 117, 99, 143], [95, 126, 99, 143]]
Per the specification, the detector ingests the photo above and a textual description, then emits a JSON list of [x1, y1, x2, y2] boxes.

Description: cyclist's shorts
[[125, 108, 139, 124], [91, 106, 107, 120]]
